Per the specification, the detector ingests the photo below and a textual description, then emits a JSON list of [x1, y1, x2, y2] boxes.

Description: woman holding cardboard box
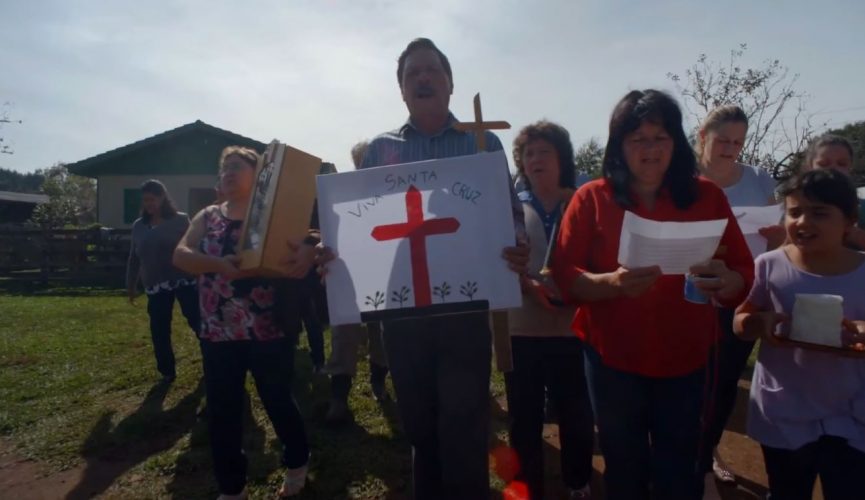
[[173, 146, 318, 499]]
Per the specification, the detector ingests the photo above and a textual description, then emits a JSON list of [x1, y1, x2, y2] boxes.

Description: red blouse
[[552, 178, 754, 377]]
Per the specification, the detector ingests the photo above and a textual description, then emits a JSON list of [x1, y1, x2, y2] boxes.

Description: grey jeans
[[325, 322, 387, 376]]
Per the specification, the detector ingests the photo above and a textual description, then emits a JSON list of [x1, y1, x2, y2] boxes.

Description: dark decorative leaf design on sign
[[391, 286, 411, 307], [459, 281, 478, 300]]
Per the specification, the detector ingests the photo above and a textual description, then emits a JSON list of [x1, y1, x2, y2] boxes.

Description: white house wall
[[98, 174, 218, 228]]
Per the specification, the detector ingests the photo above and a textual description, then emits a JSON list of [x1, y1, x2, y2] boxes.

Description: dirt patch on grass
[[0, 439, 84, 500]]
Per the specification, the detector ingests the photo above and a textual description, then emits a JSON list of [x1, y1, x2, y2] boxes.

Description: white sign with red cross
[[316, 150, 521, 326]]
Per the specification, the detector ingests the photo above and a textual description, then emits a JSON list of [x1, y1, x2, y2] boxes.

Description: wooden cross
[[453, 93, 514, 372], [452, 93, 510, 152]]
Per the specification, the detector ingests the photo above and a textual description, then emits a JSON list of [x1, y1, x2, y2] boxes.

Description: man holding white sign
[[317, 38, 528, 499]]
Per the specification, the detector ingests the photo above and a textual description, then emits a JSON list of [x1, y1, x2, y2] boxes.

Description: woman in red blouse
[[552, 90, 754, 499]]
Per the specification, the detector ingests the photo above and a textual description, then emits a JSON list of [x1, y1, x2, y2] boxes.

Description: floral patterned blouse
[[197, 206, 283, 342]]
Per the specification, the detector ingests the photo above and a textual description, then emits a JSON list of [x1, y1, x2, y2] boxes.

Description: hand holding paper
[[503, 241, 530, 275], [608, 265, 662, 298], [314, 243, 336, 281], [757, 225, 787, 249], [617, 211, 728, 274]]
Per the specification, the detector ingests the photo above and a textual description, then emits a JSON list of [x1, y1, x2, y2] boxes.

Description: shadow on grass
[[163, 345, 413, 499], [289, 351, 412, 499], [166, 392, 266, 499], [65, 378, 205, 500]]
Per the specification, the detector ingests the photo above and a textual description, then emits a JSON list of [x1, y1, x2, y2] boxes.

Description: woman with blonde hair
[[695, 105, 784, 498], [174, 146, 318, 499]]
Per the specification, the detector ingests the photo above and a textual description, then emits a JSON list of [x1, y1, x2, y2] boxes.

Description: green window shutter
[[124, 189, 142, 224]]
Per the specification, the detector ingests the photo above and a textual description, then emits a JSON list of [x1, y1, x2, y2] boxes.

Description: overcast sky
[[2, 0, 864, 174]]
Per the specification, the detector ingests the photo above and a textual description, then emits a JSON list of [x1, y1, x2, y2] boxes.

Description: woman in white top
[[695, 105, 784, 499], [506, 121, 594, 500]]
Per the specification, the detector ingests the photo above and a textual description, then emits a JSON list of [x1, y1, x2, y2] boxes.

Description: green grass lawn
[[0, 283, 510, 499]]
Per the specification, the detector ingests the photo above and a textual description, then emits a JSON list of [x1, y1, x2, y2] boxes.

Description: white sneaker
[[278, 463, 309, 497], [216, 487, 247, 500], [712, 448, 736, 483]]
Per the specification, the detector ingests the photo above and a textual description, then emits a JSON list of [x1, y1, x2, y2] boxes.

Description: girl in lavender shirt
[[734, 169, 865, 500]]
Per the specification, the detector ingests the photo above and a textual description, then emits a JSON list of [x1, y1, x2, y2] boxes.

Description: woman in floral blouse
[[173, 146, 318, 499]]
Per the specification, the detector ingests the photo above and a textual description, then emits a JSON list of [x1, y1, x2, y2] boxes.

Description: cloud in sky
[[2, 0, 864, 173]]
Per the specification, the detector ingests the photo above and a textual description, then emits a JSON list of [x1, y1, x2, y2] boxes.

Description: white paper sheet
[[617, 211, 728, 274], [742, 234, 768, 261], [732, 204, 783, 235], [731, 204, 783, 258]]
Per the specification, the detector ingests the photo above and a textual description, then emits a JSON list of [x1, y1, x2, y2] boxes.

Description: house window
[[123, 189, 142, 224], [188, 187, 217, 217]]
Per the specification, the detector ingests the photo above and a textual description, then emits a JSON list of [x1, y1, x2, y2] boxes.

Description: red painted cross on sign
[[371, 185, 461, 307]]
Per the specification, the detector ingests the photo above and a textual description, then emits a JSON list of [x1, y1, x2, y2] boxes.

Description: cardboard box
[[237, 140, 321, 275]]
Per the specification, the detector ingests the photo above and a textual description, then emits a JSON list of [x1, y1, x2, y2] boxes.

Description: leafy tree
[[667, 44, 819, 178], [0, 167, 44, 192], [29, 163, 97, 227], [574, 137, 604, 179]]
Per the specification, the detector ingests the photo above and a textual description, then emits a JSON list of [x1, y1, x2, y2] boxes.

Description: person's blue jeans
[[504, 336, 594, 499], [584, 346, 705, 500], [146, 284, 200, 377]]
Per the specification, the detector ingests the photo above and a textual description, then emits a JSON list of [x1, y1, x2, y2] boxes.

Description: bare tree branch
[[0, 101, 24, 155], [667, 45, 813, 178]]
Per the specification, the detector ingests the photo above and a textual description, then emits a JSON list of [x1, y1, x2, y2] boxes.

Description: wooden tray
[[772, 336, 865, 358]]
